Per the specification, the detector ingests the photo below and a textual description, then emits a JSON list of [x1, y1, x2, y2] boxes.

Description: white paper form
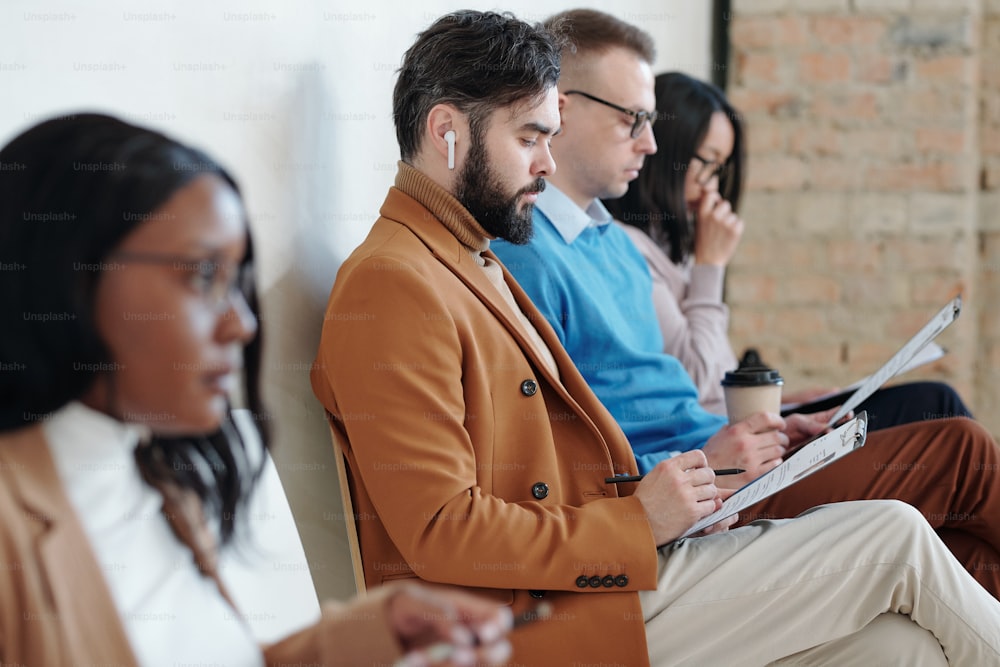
[[825, 296, 961, 426], [780, 341, 946, 415], [680, 412, 869, 538]]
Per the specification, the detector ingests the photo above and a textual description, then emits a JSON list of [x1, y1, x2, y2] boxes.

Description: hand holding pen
[[629, 449, 735, 546]]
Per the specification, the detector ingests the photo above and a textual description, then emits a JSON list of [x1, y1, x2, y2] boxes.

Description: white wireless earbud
[[444, 130, 456, 170]]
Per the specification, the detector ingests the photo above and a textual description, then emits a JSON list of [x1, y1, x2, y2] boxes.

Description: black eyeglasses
[[691, 153, 730, 185], [112, 251, 254, 312], [564, 90, 659, 139]]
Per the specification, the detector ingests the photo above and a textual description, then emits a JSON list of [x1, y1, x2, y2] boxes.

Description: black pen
[[604, 469, 745, 484]]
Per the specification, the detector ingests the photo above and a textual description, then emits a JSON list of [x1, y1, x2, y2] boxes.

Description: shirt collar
[[535, 183, 613, 244], [43, 401, 151, 486]]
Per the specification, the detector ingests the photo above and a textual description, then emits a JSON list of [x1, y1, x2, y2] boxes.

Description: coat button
[[529, 590, 546, 599], [520, 379, 538, 396], [531, 482, 549, 499], [576, 576, 589, 588], [588, 576, 602, 588], [602, 575, 615, 588], [614, 574, 629, 587]]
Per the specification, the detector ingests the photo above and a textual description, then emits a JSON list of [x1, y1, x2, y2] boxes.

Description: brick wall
[[980, 0, 1000, 427], [725, 0, 1000, 429]]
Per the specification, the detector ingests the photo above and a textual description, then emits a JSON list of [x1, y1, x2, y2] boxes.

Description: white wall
[[0, 0, 712, 601]]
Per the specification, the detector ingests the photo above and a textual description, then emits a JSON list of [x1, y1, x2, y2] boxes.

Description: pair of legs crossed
[[642, 500, 999, 665], [742, 417, 1000, 596]]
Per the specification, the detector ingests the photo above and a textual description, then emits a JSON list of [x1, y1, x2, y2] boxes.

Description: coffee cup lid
[[722, 348, 783, 387], [721, 368, 784, 387]]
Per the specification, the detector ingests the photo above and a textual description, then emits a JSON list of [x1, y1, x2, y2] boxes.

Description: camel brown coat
[[311, 165, 660, 667]]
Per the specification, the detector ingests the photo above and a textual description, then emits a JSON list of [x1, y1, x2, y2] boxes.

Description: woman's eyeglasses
[[691, 153, 731, 185], [111, 251, 253, 312], [564, 90, 659, 139]]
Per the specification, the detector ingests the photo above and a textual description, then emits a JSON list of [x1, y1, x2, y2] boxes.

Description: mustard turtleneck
[[394, 161, 559, 379], [394, 161, 490, 258]]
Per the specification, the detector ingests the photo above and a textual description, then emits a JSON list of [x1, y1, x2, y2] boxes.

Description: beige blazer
[[311, 182, 660, 667], [0, 423, 401, 666]]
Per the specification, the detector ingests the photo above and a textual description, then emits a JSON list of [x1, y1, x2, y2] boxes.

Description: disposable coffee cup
[[721, 358, 783, 424]]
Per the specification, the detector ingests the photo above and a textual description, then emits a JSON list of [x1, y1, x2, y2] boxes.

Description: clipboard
[[780, 342, 946, 416], [823, 296, 961, 427], [680, 412, 869, 538]]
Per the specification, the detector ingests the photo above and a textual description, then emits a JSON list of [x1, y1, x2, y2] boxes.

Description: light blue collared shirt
[[493, 182, 728, 473], [535, 184, 613, 244]]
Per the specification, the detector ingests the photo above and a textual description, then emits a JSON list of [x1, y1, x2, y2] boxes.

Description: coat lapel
[[0, 424, 243, 663], [495, 254, 638, 471], [380, 188, 569, 393], [0, 425, 138, 665], [379, 188, 636, 477]]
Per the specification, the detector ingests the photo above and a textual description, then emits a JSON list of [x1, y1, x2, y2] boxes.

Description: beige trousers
[[641, 500, 1000, 666]]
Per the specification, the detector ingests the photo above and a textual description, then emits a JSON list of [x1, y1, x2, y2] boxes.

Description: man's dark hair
[[544, 8, 655, 66], [393, 10, 562, 161]]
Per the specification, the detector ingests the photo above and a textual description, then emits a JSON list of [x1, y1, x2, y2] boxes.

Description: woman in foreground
[[0, 113, 511, 666]]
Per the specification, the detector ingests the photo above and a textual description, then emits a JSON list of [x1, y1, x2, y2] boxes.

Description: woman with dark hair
[[605, 72, 970, 429], [604, 72, 744, 414], [0, 113, 512, 666]]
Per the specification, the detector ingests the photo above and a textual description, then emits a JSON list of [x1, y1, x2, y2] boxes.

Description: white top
[[219, 410, 322, 644], [44, 401, 263, 667]]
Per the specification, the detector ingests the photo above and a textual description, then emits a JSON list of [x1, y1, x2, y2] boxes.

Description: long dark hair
[[0, 113, 269, 544], [605, 72, 746, 265]]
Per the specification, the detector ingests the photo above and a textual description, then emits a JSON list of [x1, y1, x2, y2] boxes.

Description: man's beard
[[455, 136, 545, 246]]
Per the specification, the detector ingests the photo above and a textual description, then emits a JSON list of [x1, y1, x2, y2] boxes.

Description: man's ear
[[426, 104, 462, 171]]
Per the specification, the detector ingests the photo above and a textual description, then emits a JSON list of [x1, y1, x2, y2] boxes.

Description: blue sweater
[[492, 206, 726, 473]]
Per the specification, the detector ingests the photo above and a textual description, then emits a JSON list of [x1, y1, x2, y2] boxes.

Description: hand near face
[[388, 584, 514, 666], [703, 412, 789, 487], [693, 190, 744, 267], [634, 449, 722, 545]]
